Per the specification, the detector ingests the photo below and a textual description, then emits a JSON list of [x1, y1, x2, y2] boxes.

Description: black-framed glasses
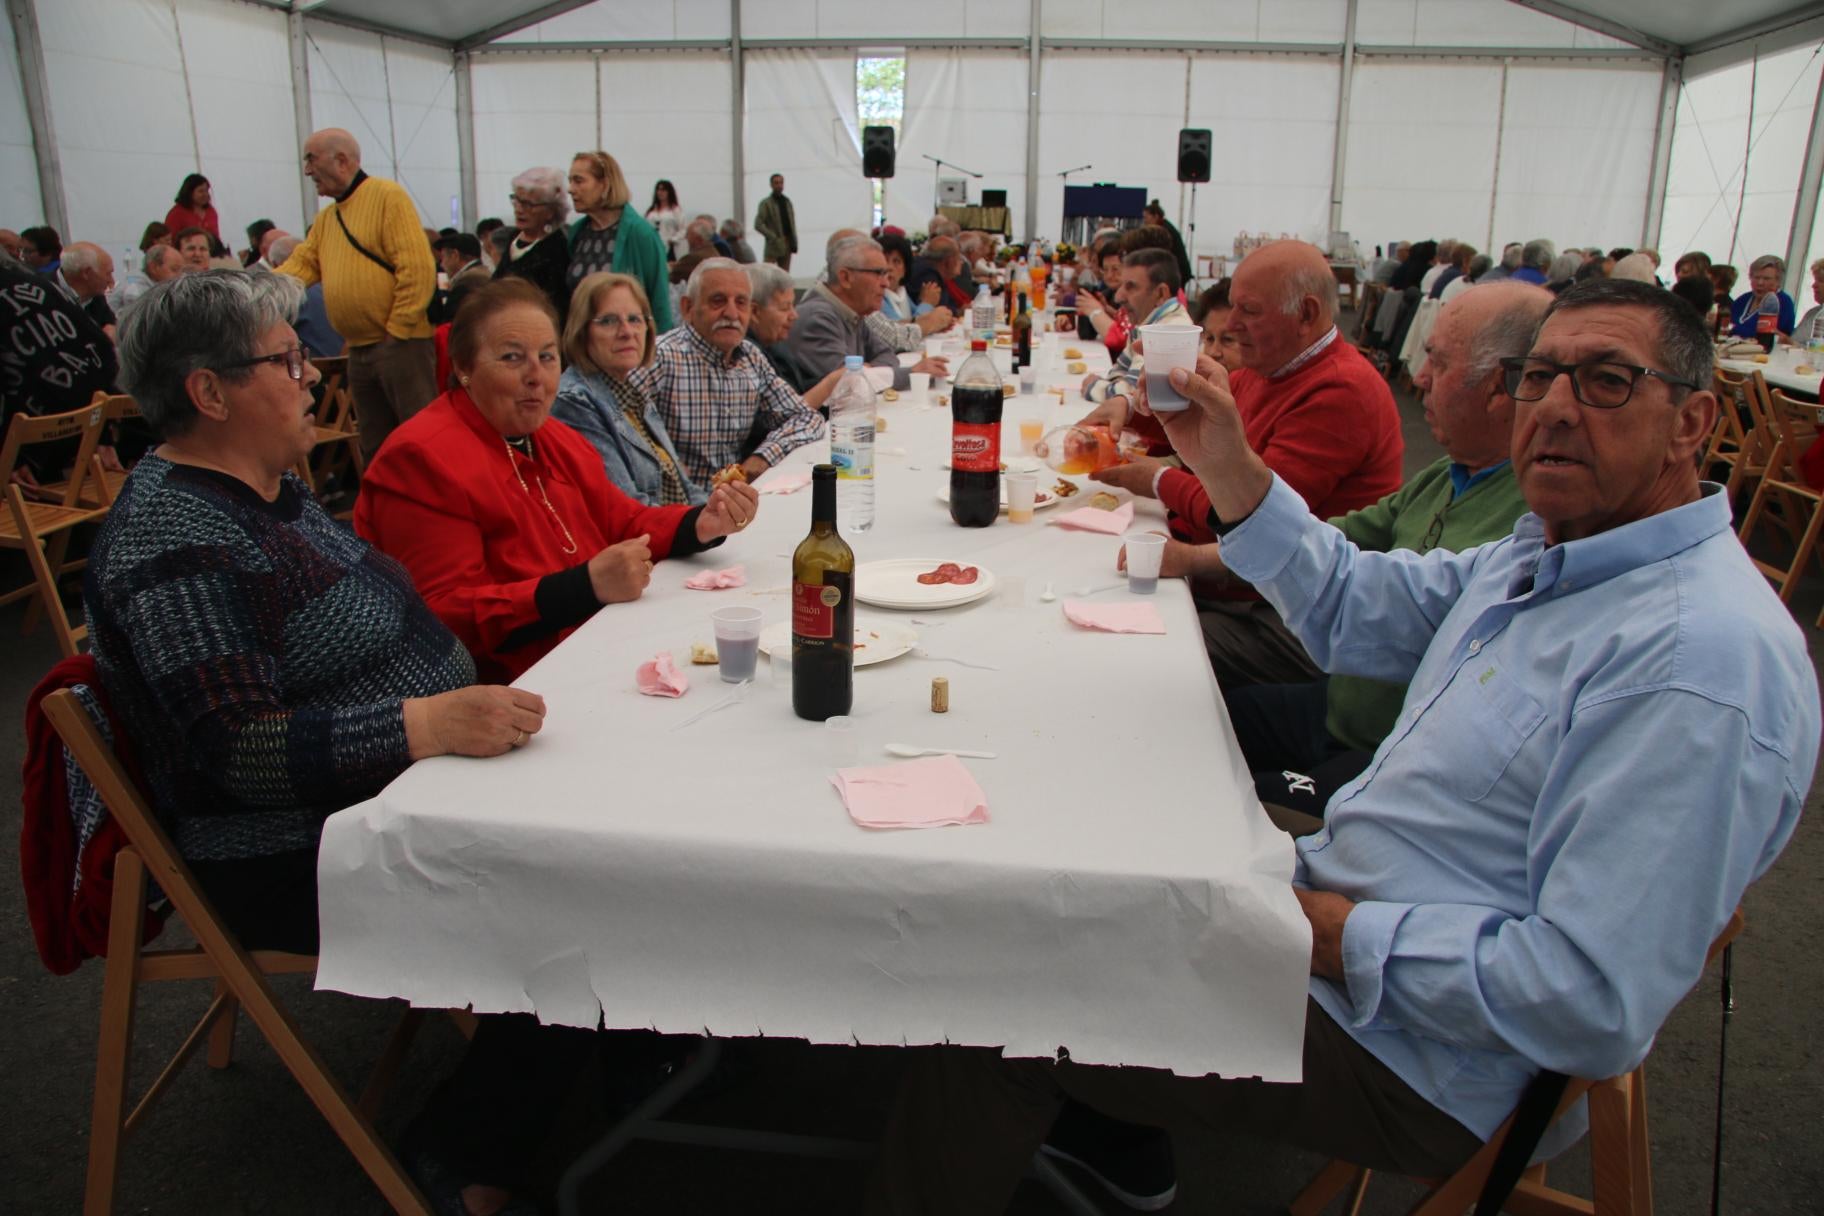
[[1421, 506, 1447, 553], [1500, 356, 1699, 409], [216, 345, 311, 382]]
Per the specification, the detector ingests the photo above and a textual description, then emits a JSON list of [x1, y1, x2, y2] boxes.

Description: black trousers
[[1223, 681, 1375, 824]]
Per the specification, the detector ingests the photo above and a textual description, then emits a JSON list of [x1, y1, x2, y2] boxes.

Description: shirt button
[[1468, 639, 1483, 655]]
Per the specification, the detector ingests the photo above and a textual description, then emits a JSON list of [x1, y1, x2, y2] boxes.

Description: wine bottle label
[[952, 422, 1002, 473], [793, 579, 842, 639]]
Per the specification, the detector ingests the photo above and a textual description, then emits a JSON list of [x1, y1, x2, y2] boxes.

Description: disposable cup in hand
[[1138, 323, 1200, 413], [711, 606, 763, 683], [1125, 533, 1166, 595], [909, 372, 932, 394], [1006, 472, 1038, 524]]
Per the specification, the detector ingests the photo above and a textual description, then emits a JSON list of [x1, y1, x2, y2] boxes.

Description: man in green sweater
[[1160, 282, 1552, 812]]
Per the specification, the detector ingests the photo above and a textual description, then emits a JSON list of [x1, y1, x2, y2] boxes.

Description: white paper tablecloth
[[315, 327, 1312, 1081], [1717, 355, 1822, 399]]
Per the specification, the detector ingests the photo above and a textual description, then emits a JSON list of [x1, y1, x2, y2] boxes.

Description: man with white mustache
[[634, 257, 825, 485]]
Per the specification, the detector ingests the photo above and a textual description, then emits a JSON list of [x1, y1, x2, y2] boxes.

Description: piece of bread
[[710, 464, 749, 487], [1064, 347, 1083, 359], [689, 642, 718, 665], [1087, 491, 1120, 511], [1067, 361, 1087, 375], [882, 388, 899, 401]]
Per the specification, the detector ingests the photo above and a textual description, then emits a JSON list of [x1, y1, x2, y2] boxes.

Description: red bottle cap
[[971, 339, 987, 351]]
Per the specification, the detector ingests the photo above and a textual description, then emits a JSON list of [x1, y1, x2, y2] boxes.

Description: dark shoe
[[399, 1118, 544, 1216], [1040, 1100, 1178, 1211]]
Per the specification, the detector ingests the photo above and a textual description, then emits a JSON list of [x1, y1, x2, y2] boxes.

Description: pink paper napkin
[[1062, 599, 1166, 635], [829, 754, 990, 830], [636, 651, 690, 697], [683, 564, 747, 590], [756, 470, 811, 495], [1050, 500, 1135, 534]]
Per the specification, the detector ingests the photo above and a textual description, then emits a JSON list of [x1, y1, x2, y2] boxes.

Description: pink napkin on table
[[683, 564, 747, 590], [756, 470, 811, 495], [1050, 500, 1135, 534], [829, 754, 990, 830], [635, 651, 690, 698], [1062, 599, 1166, 635]]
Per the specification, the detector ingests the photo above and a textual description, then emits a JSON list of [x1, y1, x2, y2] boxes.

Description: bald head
[[1225, 240, 1338, 371], [302, 128, 361, 199], [0, 229, 19, 260], [1416, 281, 1553, 470]]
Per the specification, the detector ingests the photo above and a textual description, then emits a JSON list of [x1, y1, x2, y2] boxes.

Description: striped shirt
[[633, 321, 825, 484]]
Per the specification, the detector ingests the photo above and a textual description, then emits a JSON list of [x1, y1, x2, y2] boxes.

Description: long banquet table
[[315, 329, 1311, 1082]]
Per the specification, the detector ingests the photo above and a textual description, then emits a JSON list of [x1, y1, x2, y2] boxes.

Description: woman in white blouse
[[644, 180, 687, 260]]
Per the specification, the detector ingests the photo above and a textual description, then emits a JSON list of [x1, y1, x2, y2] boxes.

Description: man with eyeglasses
[[274, 127, 438, 459], [865, 276, 1819, 1214], [780, 235, 948, 392]]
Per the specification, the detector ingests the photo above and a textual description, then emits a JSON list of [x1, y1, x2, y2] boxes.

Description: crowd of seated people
[[10, 141, 1824, 1216]]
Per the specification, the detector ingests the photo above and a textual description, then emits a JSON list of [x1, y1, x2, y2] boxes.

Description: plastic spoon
[[884, 744, 998, 759]]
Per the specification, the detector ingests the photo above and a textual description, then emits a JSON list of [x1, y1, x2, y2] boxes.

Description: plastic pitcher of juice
[[1033, 424, 1128, 475]]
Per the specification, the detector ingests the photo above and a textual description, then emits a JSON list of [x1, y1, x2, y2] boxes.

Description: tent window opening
[[858, 55, 906, 229]]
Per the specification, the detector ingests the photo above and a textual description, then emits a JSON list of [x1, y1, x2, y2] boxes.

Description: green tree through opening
[[857, 55, 906, 228]]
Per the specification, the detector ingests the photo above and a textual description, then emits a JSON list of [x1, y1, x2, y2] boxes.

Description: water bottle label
[[951, 422, 1002, 472], [831, 428, 874, 479]]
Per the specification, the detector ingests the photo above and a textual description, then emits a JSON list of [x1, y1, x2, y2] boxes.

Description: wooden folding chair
[[41, 393, 140, 508], [296, 355, 364, 498], [1708, 369, 1778, 507], [2, 401, 113, 656], [1333, 264, 1360, 312], [38, 688, 432, 1215], [1736, 387, 1824, 605], [1289, 909, 1744, 1216]]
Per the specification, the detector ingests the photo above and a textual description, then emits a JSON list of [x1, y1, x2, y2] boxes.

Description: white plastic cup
[[1005, 471, 1038, 523], [825, 714, 858, 767], [1125, 533, 1166, 595], [1019, 364, 1037, 393], [711, 606, 763, 682], [1138, 323, 1201, 413], [909, 371, 932, 395]]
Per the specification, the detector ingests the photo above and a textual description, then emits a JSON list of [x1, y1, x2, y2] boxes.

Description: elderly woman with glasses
[[551, 272, 705, 507], [1728, 254, 1796, 342], [356, 277, 759, 682], [493, 166, 573, 320]]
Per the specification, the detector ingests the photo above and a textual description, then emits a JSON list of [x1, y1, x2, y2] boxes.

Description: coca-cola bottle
[[950, 339, 1003, 528]]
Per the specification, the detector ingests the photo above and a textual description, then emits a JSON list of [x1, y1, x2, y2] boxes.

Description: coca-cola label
[[1758, 311, 1779, 335], [952, 422, 1002, 473], [793, 579, 838, 639]]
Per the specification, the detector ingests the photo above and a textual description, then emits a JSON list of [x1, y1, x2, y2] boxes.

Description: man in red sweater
[[1090, 240, 1404, 685]]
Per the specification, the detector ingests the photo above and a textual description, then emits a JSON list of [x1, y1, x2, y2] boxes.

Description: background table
[[1718, 355, 1822, 398], [315, 329, 1311, 1081]]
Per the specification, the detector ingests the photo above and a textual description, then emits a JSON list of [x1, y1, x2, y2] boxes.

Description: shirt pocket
[[1420, 661, 1547, 803]]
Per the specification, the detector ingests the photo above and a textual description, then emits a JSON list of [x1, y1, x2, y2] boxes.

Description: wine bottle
[[792, 464, 855, 721]]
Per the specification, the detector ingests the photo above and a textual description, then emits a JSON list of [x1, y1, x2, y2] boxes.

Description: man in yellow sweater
[[277, 128, 437, 459]]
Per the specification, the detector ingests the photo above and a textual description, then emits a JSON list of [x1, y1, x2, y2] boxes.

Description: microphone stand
[[922, 153, 982, 225]]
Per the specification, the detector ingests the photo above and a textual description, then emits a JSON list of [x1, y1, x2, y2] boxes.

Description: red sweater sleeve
[[1157, 468, 1218, 544], [551, 421, 691, 558]]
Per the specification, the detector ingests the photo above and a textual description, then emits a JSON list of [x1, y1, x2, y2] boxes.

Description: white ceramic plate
[[757, 617, 918, 667], [853, 559, 998, 610], [937, 475, 1080, 514]]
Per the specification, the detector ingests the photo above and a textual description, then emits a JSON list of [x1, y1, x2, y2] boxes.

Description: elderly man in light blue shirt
[[865, 278, 1819, 1215]]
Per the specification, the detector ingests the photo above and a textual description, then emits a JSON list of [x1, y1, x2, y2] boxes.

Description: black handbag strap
[[333, 205, 396, 276], [1474, 1069, 1570, 1216]]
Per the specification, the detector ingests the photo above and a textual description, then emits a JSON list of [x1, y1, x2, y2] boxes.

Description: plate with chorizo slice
[[854, 558, 999, 610]]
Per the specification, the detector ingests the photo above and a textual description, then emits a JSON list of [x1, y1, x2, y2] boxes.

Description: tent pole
[[455, 49, 477, 231], [1024, 0, 1040, 243], [1784, 61, 1824, 300], [1328, 0, 1358, 241], [732, 0, 746, 234], [8, 0, 67, 233], [288, 9, 315, 230], [1641, 56, 1680, 253]]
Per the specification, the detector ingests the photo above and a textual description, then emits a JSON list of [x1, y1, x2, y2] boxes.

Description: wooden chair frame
[[1708, 369, 1779, 509], [2, 401, 113, 656], [42, 393, 139, 509], [296, 355, 364, 498], [1289, 910, 1744, 1216], [1737, 387, 1824, 604], [39, 688, 432, 1215]]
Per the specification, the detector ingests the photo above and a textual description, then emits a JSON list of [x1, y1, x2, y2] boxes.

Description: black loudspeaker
[[862, 126, 896, 178], [981, 188, 1007, 209], [1177, 128, 1212, 183]]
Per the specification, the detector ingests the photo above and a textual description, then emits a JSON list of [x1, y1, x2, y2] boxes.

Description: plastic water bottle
[[828, 354, 875, 532], [971, 282, 995, 336]]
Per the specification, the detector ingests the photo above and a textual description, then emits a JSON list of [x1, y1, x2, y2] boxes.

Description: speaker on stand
[[862, 125, 896, 226], [1177, 128, 1211, 286]]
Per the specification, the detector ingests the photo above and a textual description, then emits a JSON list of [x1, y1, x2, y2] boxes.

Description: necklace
[[502, 435, 579, 555]]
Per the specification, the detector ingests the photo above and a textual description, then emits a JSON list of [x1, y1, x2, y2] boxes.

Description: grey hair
[[1749, 254, 1786, 277], [1540, 277, 1712, 398], [719, 217, 746, 240], [511, 166, 571, 227], [1463, 285, 1554, 380], [61, 244, 105, 278], [683, 256, 745, 303], [828, 235, 881, 278], [118, 269, 298, 438], [1611, 253, 1659, 284], [686, 217, 716, 245], [744, 261, 794, 305], [1274, 260, 1336, 322], [1466, 253, 1493, 280], [144, 244, 181, 274], [1546, 252, 1582, 282], [928, 216, 960, 239], [1521, 239, 1555, 271], [266, 235, 302, 265]]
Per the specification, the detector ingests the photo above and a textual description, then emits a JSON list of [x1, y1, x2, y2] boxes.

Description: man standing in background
[[755, 174, 798, 271]]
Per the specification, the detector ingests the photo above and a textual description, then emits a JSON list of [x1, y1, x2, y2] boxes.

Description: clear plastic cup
[[909, 371, 932, 395], [1006, 472, 1038, 524], [1125, 533, 1166, 595], [1019, 364, 1037, 393], [1019, 417, 1043, 455], [825, 714, 858, 767], [1137, 323, 1201, 413], [711, 606, 763, 682]]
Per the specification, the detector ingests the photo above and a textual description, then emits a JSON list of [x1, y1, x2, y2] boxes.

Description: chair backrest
[[0, 400, 109, 509], [1709, 369, 1752, 453], [1761, 388, 1821, 488], [100, 394, 141, 424], [311, 356, 354, 433], [39, 688, 173, 881]]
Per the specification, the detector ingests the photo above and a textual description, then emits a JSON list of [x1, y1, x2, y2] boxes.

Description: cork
[[930, 676, 950, 713]]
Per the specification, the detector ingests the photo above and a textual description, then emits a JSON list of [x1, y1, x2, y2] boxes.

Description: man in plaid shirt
[[635, 258, 826, 484]]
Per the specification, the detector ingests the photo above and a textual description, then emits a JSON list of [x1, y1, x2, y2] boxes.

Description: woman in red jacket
[[163, 173, 221, 248], [355, 278, 761, 681]]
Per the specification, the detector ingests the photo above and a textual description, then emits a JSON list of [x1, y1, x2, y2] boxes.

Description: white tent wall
[[882, 49, 1028, 235], [741, 0, 1027, 41], [742, 48, 870, 270], [1032, 51, 1187, 244], [472, 54, 595, 228], [0, 5, 43, 230], [1040, 0, 1345, 42], [598, 52, 735, 231], [493, 0, 732, 42], [306, 24, 462, 230], [1354, 0, 1632, 50]]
